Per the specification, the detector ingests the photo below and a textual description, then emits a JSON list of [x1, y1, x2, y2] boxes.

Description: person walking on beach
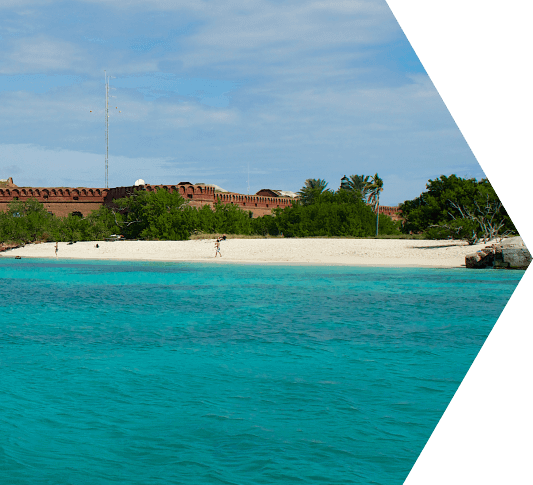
[[55, 242, 58, 257], [215, 238, 222, 258]]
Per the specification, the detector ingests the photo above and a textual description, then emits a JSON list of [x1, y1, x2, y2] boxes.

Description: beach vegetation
[[339, 174, 371, 201], [297, 178, 330, 206], [0, 198, 117, 244], [0, 198, 52, 243], [202, 200, 254, 235], [365, 173, 384, 237], [251, 214, 278, 236], [0, 183, 401, 244], [105, 190, 257, 240], [399, 175, 516, 243], [108, 189, 194, 240], [272, 187, 399, 237]]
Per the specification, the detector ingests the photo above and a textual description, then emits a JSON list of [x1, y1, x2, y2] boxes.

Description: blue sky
[[0, 0, 484, 205]]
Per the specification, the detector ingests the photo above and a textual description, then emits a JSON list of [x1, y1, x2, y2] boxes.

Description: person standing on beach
[[215, 238, 222, 257], [55, 242, 58, 257]]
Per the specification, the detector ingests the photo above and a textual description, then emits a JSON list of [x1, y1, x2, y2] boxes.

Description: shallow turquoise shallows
[[0, 259, 523, 484]]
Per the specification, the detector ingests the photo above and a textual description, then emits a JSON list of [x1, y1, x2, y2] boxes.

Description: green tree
[[298, 178, 330, 206], [399, 175, 515, 242], [105, 189, 255, 240], [365, 173, 384, 237], [52, 214, 93, 242], [272, 184, 399, 237], [251, 215, 279, 236], [343, 174, 370, 200], [84, 205, 118, 240], [205, 199, 252, 235], [0, 198, 53, 243], [110, 188, 192, 240]]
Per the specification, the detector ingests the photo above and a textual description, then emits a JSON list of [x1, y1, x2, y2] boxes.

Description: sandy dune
[[0, 238, 490, 267]]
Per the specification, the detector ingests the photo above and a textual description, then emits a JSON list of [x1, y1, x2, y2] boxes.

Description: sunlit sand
[[1, 238, 492, 268]]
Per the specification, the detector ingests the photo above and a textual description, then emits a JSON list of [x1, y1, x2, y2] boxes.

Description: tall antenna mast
[[104, 70, 109, 188]]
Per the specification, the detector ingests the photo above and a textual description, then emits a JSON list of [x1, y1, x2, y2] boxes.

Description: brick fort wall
[[0, 187, 108, 217], [0, 183, 402, 221], [105, 183, 295, 218]]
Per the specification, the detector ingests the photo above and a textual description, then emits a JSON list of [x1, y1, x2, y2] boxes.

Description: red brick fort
[[0, 178, 401, 220]]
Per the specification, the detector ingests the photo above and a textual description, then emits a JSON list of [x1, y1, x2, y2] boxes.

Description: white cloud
[[0, 81, 239, 130], [238, 74, 446, 140], [0, 36, 86, 74], [73, 0, 395, 72], [0, 143, 180, 188], [79, 0, 384, 16], [0, 0, 54, 9], [175, 1, 395, 71], [0, 35, 158, 76], [0, 1, 397, 79], [157, 102, 240, 127], [0, 0, 482, 203], [113, 62, 161, 75], [0, 88, 99, 125], [78, 0, 198, 9]]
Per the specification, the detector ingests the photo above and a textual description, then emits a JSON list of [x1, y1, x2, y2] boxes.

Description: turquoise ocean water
[[0, 259, 523, 484]]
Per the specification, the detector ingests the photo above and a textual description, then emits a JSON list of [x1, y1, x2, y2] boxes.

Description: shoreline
[[0, 254, 465, 268], [0, 238, 490, 268]]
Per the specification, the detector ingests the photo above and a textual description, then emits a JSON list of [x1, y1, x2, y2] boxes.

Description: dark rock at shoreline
[[466, 236, 531, 270], [466, 248, 495, 268], [502, 247, 531, 269]]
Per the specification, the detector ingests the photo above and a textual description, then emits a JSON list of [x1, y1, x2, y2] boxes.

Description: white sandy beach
[[0, 238, 491, 267]]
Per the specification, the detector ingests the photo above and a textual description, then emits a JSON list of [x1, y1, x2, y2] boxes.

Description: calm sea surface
[[0, 259, 523, 484]]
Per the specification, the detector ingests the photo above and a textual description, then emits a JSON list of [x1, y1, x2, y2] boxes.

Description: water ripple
[[0, 259, 522, 484]]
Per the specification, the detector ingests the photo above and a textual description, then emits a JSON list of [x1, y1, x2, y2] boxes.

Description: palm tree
[[345, 174, 370, 200], [298, 178, 329, 205], [366, 173, 384, 237]]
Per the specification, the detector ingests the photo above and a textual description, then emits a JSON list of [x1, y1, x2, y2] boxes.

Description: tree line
[[399, 175, 516, 243], [298, 173, 386, 236], [0, 173, 399, 244], [4, 174, 509, 245]]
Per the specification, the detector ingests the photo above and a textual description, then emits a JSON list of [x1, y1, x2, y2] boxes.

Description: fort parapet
[[105, 183, 216, 209], [0, 180, 402, 221], [104, 183, 294, 217], [0, 182, 296, 218], [0, 186, 108, 217], [213, 191, 295, 217]]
